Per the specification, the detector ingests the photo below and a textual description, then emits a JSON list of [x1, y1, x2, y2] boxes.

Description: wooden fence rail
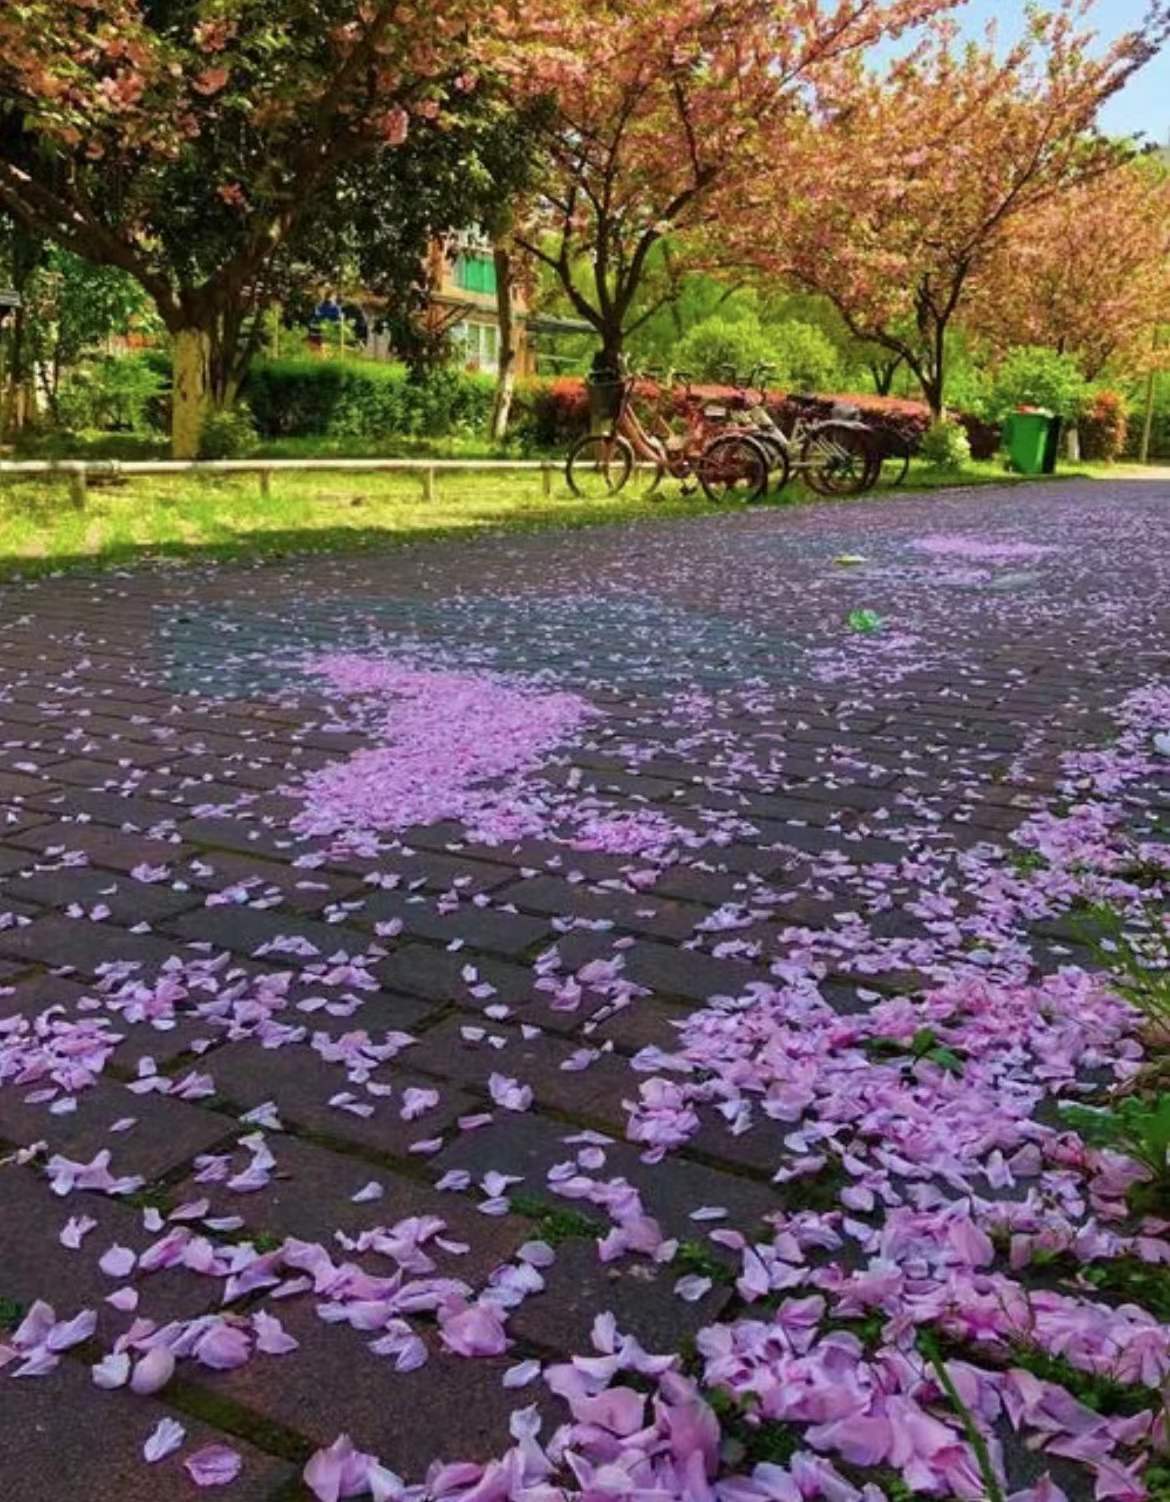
[[0, 457, 564, 509]]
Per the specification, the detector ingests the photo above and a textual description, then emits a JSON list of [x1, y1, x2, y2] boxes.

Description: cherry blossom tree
[[0, 1, 528, 455], [727, 2, 1170, 416], [514, 0, 960, 375], [967, 156, 1170, 382]]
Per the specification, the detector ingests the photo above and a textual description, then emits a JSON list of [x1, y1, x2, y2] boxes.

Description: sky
[[890, 0, 1170, 146]]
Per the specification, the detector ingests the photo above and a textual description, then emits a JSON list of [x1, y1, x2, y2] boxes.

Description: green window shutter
[[454, 252, 497, 294]]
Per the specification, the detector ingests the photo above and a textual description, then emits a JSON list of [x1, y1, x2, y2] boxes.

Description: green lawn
[[0, 441, 1149, 581]]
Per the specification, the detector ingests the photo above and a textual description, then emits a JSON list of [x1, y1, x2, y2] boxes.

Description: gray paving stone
[[4, 1360, 292, 1502]]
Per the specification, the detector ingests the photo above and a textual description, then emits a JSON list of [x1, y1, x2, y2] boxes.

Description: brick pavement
[[1, 480, 1169, 1500]]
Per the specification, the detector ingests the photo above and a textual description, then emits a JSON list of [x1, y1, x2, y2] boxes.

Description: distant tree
[[728, 2, 1170, 415], [967, 157, 1170, 381], [516, 0, 958, 374]]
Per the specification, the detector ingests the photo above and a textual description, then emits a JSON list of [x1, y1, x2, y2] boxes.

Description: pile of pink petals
[[290, 656, 594, 849]]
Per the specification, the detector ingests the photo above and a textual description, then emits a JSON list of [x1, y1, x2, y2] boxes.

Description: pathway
[[2, 479, 1169, 1502]]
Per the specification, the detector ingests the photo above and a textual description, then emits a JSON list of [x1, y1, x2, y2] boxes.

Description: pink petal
[[144, 1416, 186, 1463], [185, 1444, 243, 1488], [131, 1344, 175, 1395]]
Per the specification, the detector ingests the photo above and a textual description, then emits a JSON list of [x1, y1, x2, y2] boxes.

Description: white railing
[[0, 457, 563, 508]]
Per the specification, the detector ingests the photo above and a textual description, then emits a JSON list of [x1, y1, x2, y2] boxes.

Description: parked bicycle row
[[565, 361, 914, 502]]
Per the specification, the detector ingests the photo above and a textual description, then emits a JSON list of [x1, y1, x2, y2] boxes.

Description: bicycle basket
[[703, 403, 729, 420], [587, 377, 629, 423]]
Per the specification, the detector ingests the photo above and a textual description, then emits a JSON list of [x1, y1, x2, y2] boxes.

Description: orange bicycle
[[565, 366, 770, 504]]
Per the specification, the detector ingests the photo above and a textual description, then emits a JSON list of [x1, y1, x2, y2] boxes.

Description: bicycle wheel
[[565, 433, 634, 499], [754, 431, 792, 494], [879, 433, 912, 487], [801, 422, 876, 496], [697, 433, 770, 505]]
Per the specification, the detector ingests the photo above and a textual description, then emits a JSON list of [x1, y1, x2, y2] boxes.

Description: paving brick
[[375, 941, 532, 1005], [167, 905, 375, 965], [0, 972, 90, 1020], [406, 1015, 632, 1126], [205, 1039, 477, 1158], [25, 786, 186, 829], [435, 1113, 779, 1241], [4, 1360, 292, 1502], [10, 821, 191, 873], [173, 814, 303, 860], [0, 1077, 233, 1177], [173, 1134, 526, 1283], [179, 850, 365, 913], [204, 1305, 560, 1477], [509, 1237, 733, 1356], [360, 889, 553, 957], [0, 1163, 219, 1342], [499, 875, 708, 940], [0, 914, 183, 977], [1, 866, 202, 924]]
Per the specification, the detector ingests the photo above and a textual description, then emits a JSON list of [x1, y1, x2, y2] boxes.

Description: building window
[[452, 320, 500, 373], [454, 253, 498, 295]]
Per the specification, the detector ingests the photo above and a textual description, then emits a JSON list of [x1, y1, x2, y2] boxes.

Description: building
[[420, 232, 592, 377], [314, 232, 593, 375], [427, 232, 523, 376]]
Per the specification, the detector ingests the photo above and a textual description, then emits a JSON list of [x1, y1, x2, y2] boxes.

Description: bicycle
[[730, 363, 880, 496], [565, 366, 771, 505]]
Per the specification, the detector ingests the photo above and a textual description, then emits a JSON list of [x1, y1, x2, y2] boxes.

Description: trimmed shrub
[[1079, 389, 1129, 462], [766, 392, 930, 457], [919, 417, 972, 470], [509, 375, 1006, 467], [199, 405, 259, 459], [243, 358, 494, 440], [512, 377, 591, 450], [510, 376, 977, 459]]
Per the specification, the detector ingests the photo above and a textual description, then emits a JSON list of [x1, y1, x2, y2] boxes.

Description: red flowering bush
[[512, 375, 1004, 463], [513, 377, 590, 449], [1079, 389, 1129, 462]]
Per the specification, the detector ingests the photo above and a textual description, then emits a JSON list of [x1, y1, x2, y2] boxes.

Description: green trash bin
[[1003, 407, 1062, 475]]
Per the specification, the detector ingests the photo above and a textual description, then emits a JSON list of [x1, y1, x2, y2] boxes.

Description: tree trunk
[[2, 302, 28, 434], [171, 327, 214, 459], [1065, 422, 1081, 463], [919, 355, 945, 421], [870, 354, 904, 397], [1140, 366, 1157, 464], [921, 379, 944, 422], [586, 325, 625, 436], [489, 244, 517, 443]]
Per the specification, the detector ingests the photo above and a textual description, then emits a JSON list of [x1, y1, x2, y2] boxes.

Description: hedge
[[244, 358, 496, 440], [512, 377, 997, 458]]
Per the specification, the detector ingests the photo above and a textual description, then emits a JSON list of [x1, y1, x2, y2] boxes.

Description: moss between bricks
[[509, 1191, 606, 1245]]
